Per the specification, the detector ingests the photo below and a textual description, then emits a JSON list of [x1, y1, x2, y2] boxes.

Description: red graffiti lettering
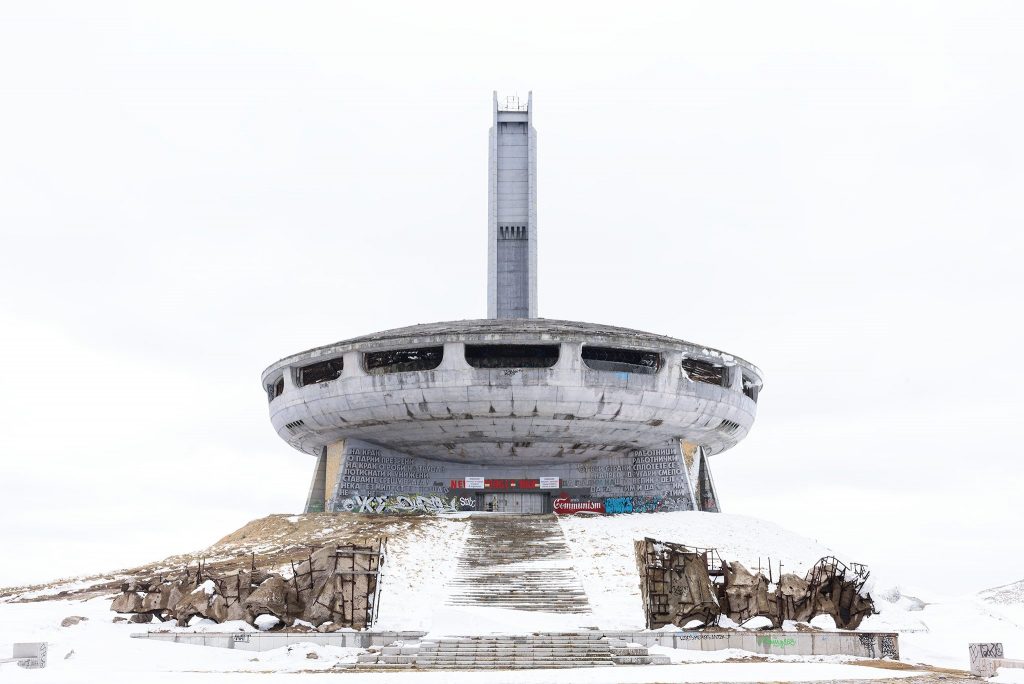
[[553, 496, 605, 515]]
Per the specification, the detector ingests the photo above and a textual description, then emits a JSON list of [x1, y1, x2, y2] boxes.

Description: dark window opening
[[717, 418, 742, 436], [268, 376, 285, 401], [682, 358, 726, 386], [742, 374, 760, 402], [364, 346, 444, 374], [284, 419, 305, 435], [582, 346, 661, 375], [465, 344, 559, 369], [298, 358, 344, 386], [498, 224, 528, 240]]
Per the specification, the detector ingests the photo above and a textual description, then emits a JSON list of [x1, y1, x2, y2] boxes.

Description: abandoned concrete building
[[261, 93, 763, 515]]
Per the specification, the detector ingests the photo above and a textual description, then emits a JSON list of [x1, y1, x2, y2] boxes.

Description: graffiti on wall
[[969, 642, 1003, 662], [880, 635, 899, 660], [604, 496, 664, 514], [332, 494, 476, 514], [676, 633, 728, 641], [553, 494, 695, 515], [756, 636, 796, 648], [553, 497, 605, 514], [331, 437, 700, 515]]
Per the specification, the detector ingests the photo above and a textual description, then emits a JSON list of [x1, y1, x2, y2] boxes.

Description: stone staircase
[[445, 514, 591, 613], [355, 634, 670, 670]]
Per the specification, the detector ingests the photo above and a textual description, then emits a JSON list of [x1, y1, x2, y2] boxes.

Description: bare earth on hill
[[0, 513, 466, 603]]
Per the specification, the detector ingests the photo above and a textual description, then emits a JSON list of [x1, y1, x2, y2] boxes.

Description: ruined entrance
[[483, 492, 547, 514]]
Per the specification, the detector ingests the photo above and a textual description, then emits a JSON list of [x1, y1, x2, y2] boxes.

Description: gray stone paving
[[355, 633, 670, 670], [445, 515, 591, 613]]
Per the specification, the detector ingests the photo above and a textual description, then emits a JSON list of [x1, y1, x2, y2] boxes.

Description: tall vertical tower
[[487, 91, 538, 319]]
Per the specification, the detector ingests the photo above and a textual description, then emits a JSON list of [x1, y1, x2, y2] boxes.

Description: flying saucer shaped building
[[262, 93, 763, 515]]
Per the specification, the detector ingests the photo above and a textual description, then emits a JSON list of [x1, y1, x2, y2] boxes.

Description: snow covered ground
[[0, 594, 923, 683], [2, 510, 1022, 680], [865, 588, 1024, 671]]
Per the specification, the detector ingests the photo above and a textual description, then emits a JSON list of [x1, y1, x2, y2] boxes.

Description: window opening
[[682, 358, 726, 386], [582, 346, 661, 374], [464, 344, 559, 369], [298, 358, 344, 386], [364, 346, 444, 374], [267, 376, 285, 401]]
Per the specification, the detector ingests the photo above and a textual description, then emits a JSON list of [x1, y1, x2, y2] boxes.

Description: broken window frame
[[298, 357, 345, 387], [267, 376, 285, 402], [363, 346, 444, 375], [581, 345, 661, 375], [681, 358, 727, 386]]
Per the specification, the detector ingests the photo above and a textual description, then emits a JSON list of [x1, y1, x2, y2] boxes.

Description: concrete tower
[[487, 91, 538, 319]]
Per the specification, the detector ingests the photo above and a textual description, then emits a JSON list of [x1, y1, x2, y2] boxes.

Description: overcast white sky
[[1, 1, 1021, 593]]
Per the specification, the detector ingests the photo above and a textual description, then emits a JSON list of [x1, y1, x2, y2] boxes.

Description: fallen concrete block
[[0, 643, 48, 669]]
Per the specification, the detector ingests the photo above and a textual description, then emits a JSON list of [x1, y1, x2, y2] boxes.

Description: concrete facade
[[262, 93, 763, 515]]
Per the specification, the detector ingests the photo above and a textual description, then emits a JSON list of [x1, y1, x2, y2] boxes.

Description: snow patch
[[253, 614, 280, 631]]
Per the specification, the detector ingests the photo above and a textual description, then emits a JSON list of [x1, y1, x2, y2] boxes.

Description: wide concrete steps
[[445, 515, 591, 614], [355, 634, 670, 670]]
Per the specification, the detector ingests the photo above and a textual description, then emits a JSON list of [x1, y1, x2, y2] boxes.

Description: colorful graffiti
[[756, 636, 796, 648], [334, 492, 693, 515], [553, 495, 682, 515], [604, 496, 664, 514], [553, 495, 684, 515], [333, 494, 476, 514], [553, 497, 605, 514]]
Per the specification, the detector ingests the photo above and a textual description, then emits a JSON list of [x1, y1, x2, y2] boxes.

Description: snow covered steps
[[445, 514, 591, 613], [355, 634, 670, 670]]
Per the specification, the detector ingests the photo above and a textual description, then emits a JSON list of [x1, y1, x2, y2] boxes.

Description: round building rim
[[261, 317, 763, 385]]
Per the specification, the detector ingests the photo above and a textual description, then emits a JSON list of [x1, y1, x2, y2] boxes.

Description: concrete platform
[[133, 629, 899, 660]]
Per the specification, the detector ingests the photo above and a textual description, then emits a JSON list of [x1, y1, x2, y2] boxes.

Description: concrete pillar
[[556, 341, 582, 371], [440, 342, 471, 370], [341, 351, 364, 379], [303, 447, 328, 513], [324, 440, 347, 511], [661, 350, 684, 385], [282, 366, 297, 392]]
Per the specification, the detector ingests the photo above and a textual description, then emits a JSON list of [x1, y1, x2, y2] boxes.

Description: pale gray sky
[[1, 1, 1022, 593]]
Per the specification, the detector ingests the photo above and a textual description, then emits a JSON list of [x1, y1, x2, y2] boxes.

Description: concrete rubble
[[109, 541, 385, 631], [636, 537, 875, 630]]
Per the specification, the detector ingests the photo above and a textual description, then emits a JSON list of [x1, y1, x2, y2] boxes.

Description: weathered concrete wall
[[10, 642, 48, 669], [133, 630, 899, 659], [313, 437, 705, 514], [669, 631, 899, 659]]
